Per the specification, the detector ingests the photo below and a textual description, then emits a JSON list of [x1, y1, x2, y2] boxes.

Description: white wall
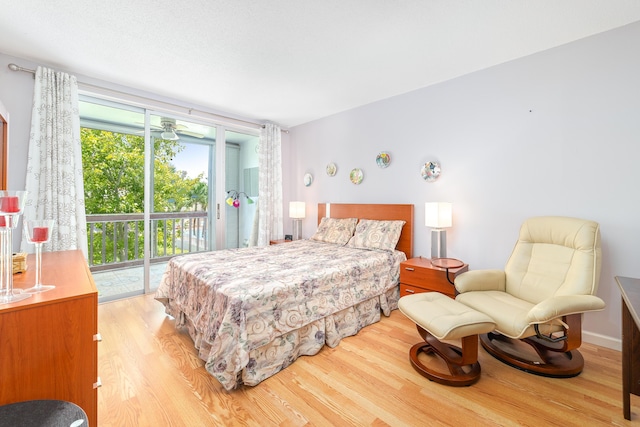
[[0, 53, 35, 191], [288, 22, 640, 348]]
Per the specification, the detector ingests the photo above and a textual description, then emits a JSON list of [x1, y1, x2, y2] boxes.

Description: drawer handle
[[93, 377, 102, 389], [404, 267, 415, 271], [93, 333, 102, 342], [405, 289, 415, 294]]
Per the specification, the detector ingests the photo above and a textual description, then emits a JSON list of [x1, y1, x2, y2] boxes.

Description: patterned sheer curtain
[[21, 66, 88, 255], [256, 123, 283, 246]]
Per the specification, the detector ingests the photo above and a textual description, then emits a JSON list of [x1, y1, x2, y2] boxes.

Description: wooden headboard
[[317, 203, 414, 259]]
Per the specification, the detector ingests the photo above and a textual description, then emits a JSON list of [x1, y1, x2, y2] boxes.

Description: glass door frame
[[143, 109, 151, 294], [214, 124, 226, 252]]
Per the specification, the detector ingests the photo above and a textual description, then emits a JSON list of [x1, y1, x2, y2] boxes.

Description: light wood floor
[[97, 294, 636, 426]]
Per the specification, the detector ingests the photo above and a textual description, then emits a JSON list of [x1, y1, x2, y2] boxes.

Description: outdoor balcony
[[86, 211, 209, 301]]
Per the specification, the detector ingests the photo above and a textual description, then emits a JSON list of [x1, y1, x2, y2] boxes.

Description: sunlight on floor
[[91, 263, 167, 299]]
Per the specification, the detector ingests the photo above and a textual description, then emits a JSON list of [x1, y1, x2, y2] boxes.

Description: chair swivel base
[[409, 332, 482, 387], [480, 331, 584, 378]]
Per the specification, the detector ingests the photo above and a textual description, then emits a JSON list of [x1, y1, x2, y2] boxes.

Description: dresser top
[[616, 276, 640, 329], [2, 250, 97, 313]]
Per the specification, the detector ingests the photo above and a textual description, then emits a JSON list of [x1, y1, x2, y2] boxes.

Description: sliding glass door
[[80, 99, 147, 300], [79, 95, 260, 301], [148, 113, 217, 293]]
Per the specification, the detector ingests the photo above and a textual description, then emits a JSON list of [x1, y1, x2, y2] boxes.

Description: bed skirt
[[176, 285, 400, 389]]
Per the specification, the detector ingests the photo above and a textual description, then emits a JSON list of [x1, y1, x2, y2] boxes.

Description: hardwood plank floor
[[98, 294, 636, 426]]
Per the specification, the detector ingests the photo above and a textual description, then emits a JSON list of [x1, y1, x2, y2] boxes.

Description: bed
[[155, 203, 414, 390]]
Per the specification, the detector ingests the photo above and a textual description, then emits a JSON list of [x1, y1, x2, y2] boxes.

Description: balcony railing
[[86, 211, 209, 272]]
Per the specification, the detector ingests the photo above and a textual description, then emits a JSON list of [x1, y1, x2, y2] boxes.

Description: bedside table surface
[[402, 256, 467, 271], [430, 257, 465, 270]]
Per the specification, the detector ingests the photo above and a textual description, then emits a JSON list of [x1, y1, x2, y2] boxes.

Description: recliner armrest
[[454, 270, 506, 293], [526, 295, 606, 323]]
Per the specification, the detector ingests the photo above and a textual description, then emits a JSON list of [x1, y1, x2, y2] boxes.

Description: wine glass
[[23, 219, 56, 293], [0, 190, 31, 304]]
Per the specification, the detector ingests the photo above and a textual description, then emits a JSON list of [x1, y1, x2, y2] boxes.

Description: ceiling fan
[[142, 118, 205, 140]]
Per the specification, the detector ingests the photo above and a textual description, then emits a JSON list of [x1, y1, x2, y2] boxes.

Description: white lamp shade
[[289, 201, 306, 219], [424, 202, 452, 228]]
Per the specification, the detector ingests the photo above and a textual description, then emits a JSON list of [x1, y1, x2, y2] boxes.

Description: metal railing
[[86, 211, 209, 272]]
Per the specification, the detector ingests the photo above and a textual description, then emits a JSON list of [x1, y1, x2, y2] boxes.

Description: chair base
[[480, 332, 584, 378], [409, 331, 482, 387]]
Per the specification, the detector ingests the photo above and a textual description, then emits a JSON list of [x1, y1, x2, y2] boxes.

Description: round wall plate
[[350, 168, 364, 185], [326, 162, 337, 176], [421, 161, 441, 182], [376, 152, 391, 168], [303, 173, 313, 186]]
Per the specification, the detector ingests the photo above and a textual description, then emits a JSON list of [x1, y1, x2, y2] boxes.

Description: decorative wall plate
[[303, 173, 313, 187], [421, 161, 441, 182], [350, 168, 364, 185], [376, 152, 391, 168], [326, 162, 337, 177]]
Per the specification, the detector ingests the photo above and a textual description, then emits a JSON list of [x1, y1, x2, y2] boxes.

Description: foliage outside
[[81, 129, 208, 265]]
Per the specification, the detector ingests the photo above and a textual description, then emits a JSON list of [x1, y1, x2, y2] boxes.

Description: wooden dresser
[[0, 250, 98, 426]]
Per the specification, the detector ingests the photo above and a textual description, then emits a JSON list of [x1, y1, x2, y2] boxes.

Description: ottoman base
[[410, 325, 481, 387], [399, 292, 496, 387]]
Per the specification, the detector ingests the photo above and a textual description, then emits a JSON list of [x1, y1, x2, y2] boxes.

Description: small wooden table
[[615, 276, 640, 420]]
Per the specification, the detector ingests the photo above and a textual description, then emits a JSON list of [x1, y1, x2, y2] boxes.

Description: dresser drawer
[[400, 263, 444, 286], [399, 258, 468, 298], [400, 281, 455, 298]]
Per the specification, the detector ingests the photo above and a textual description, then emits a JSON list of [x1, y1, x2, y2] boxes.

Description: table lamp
[[425, 202, 452, 258], [289, 201, 306, 240]]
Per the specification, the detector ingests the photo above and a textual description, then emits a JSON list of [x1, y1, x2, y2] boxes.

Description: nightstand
[[399, 256, 468, 298], [270, 239, 293, 245]]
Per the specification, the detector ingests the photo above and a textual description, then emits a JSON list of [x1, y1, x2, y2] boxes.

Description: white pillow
[[310, 217, 358, 245], [347, 219, 405, 251]]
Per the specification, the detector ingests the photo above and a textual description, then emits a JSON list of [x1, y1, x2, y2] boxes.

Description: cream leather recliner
[[455, 216, 605, 377]]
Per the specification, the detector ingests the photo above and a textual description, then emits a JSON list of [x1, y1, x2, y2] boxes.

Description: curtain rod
[[8, 63, 35, 74], [7, 63, 288, 132]]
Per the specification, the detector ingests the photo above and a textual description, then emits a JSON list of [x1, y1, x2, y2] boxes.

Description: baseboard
[[583, 330, 621, 351]]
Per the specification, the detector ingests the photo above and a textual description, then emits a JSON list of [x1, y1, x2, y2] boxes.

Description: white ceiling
[[1, 1, 640, 128]]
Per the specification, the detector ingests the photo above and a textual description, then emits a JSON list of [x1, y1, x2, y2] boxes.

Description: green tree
[[190, 180, 209, 211], [81, 129, 208, 264]]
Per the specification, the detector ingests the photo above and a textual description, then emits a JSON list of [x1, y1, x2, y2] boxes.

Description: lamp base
[[293, 219, 302, 240], [431, 229, 447, 258]]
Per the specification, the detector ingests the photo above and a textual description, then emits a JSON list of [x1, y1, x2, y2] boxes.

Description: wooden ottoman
[[399, 292, 496, 386]]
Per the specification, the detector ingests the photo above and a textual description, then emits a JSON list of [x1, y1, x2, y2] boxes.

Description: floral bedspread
[[155, 239, 405, 389]]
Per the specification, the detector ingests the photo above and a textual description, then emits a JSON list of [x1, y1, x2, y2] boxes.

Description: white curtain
[[21, 66, 87, 256], [256, 123, 283, 246]]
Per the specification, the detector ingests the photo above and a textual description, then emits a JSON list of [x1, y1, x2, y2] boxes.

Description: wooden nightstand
[[270, 239, 293, 245], [399, 256, 468, 298]]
